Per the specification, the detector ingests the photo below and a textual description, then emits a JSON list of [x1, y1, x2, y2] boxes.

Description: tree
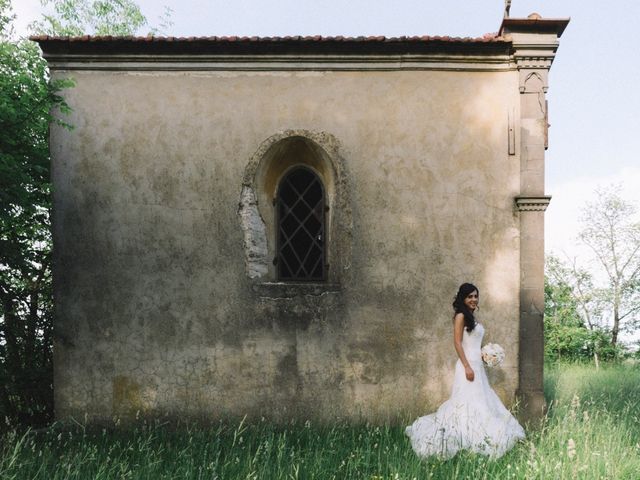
[[546, 254, 605, 331], [31, 0, 173, 36], [579, 188, 640, 347], [544, 255, 619, 364], [0, 0, 72, 426], [1, 0, 170, 427]]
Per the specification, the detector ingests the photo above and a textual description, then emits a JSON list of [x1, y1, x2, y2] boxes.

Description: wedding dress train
[[405, 323, 525, 459]]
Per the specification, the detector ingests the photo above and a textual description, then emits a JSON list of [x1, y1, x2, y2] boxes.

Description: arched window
[[276, 166, 326, 281]]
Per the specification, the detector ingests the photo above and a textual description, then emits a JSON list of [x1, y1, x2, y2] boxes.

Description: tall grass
[[1, 362, 639, 479]]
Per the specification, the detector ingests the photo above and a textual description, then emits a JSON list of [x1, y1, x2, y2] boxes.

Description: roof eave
[[499, 17, 570, 38], [30, 35, 512, 58]]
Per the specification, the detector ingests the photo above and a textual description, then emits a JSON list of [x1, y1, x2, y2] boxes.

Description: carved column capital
[[517, 66, 550, 93], [515, 196, 552, 212], [500, 16, 570, 94]]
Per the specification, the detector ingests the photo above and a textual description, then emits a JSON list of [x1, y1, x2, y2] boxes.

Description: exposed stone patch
[[238, 186, 268, 278]]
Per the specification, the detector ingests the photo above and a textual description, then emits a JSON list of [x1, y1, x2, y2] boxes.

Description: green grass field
[[2, 363, 639, 479]]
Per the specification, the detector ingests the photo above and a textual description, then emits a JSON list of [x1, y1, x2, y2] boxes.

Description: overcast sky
[[12, 0, 640, 263]]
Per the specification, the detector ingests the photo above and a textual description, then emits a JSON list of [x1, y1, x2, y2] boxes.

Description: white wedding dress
[[405, 323, 525, 459]]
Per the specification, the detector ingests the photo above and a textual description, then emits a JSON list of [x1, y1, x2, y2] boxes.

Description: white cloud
[[11, 0, 43, 37], [546, 166, 640, 260]]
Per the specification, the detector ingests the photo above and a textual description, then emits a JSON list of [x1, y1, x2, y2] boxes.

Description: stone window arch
[[275, 165, 326, 281], [239, 130, 352, 287]]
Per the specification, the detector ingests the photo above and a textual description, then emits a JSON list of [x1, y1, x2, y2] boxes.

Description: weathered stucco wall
[[50, 68, 523, 422]]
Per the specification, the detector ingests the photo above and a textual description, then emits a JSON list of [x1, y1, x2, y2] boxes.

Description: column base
[[515, 388, 546, 426]]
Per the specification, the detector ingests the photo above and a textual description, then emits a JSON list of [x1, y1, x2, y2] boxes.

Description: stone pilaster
[[514, 195, 549, 423], [501, 14, 569, 423]]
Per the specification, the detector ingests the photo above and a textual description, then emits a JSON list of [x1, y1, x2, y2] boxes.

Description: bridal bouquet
[[481, 343, 505, 367]]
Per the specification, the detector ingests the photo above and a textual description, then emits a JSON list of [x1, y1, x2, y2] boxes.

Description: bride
[[405, 283, 525, 459]]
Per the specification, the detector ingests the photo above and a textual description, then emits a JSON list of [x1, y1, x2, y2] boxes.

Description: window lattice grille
[[276, 167, 325, 281]]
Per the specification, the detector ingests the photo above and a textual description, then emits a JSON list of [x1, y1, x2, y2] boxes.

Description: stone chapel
[[33, 13, 569, 423]]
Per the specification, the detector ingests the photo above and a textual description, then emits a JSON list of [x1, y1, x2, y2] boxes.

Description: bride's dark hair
[[452, 283, 478, 332]]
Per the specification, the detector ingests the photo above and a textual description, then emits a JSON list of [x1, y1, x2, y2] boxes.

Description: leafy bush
[[0, 2, 71, 428], [543, 265, 623, 362], [544, 322, 621, 362]]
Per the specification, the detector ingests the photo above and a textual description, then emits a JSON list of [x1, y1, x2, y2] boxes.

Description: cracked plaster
[[46, 32, 564, 423]]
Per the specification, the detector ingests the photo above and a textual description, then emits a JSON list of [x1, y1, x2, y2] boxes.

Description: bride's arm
[[453, 313, 475, 382]]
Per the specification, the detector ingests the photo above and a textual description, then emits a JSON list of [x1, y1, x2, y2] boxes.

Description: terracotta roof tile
[[30, 33, 511, 57], [29, 33, 506, 44]]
